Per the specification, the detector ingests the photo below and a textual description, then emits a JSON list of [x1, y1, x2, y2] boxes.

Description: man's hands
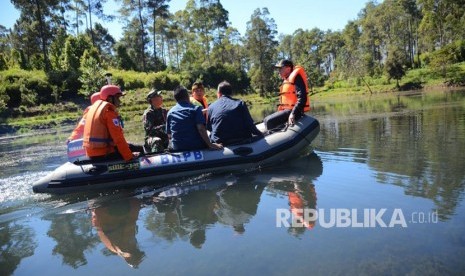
[[288, 113, 295, 126]]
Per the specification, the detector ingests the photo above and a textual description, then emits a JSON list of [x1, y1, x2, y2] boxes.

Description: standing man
[[83, 85, 139, 162], [166, 85, 223, 151], [207, 81, 263, 145], [143, 90, 168, 153], [264, 59, 310, 130]]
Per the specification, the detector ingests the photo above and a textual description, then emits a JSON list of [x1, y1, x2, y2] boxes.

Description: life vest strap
[[279, 91, 296, 95], [89, 137, 112, 143]]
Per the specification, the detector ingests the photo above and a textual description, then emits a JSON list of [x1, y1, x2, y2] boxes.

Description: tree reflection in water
[[316, 91, 465, 220], [0, 223, 36, 275], [45, 210, 98, 268]]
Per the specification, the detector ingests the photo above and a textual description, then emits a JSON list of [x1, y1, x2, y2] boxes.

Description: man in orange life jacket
[[83, 85, 140, 162], [190, 82, 209, 118], [264, 59, 310, 130], [67, 92, 101, 143]]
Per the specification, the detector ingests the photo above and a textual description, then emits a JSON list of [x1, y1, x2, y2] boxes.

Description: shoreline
[[1, 85, 464, 136]]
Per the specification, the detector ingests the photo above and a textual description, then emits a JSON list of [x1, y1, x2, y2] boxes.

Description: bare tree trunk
[[153, 12, 157, 70], [360, 77, 373, 95], [137, 0, 146, 71], [87, 0, 95, 46]]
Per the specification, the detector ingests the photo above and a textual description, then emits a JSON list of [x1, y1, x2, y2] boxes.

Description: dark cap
[[147, 89, 162, 100], [274, 59, 293, 68]]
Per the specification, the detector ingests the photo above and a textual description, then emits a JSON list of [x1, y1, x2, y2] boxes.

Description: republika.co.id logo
[[276, 208, 438, 228]]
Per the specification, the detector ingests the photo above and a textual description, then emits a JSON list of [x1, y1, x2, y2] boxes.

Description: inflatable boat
[[32, 115, 320, 194]]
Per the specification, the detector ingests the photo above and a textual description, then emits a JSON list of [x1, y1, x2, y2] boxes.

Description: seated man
[[190, 82, 208, 118], [207, 81, 263, 145], [83, 85, 140, 162], [143, 90, 168, 153], [264, 59, 310, 130], [166, 85, 223, 152]]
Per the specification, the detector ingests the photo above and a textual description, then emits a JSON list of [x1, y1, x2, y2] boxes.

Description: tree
[[244, 8, 278, 96], [277, 34, 293, 60], [119, 17, 150, 71], [87, 23, 116, 65], [358, 1, 383, 76], [82, 0, 113, 47], [336, 21, 374, 93], [321, 30, 344, 75], [385, 45, 408, 89], [291, 28, 326, 87], [0, 25, 11, 56], [119, 0, 149, 71], [114, 43, 136, 70], [211, 27, 245, 69], [418, 0, 465, 51], [146, 0, 170, 70], [11, 0, 66, 71], [79, 49, 106, 96]]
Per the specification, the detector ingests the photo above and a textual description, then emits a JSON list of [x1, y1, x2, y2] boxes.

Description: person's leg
[[264, 110, 291, 130], [129, 143, 144, 153]]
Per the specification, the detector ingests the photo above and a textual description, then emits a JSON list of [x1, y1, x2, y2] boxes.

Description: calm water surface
[[1, 90, 465, 275]]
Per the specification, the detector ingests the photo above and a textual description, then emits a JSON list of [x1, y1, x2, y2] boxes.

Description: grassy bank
[[1, 63, 464, 134], [311, 62, 465, 101]]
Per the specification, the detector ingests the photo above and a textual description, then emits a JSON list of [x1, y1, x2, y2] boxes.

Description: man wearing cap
[[264, 59, 310, 130], [166, 85, 223, 151], [83, 84, 140, 162], [190, 82, 209, 117], [207, 81, 263, 145], [143, 89, 168, 153]]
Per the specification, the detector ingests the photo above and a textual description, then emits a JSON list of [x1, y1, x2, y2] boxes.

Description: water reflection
[[214, 177, 266, 235], [91, 197, 145, 268], [265, 152, 322, 236], [44, 209, 98, 268], [142, 151, 323, 249], [0, 222, 36, 275], [149, 183, 220, 249], [2, 90, 465, 274], [315, 90, 465, 220]]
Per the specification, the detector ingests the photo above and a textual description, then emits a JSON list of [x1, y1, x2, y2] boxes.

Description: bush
[[47, 69, 81, 100], [110, 69, 147, 90], [0, 69, 54, 108], [146, 71, 181, 90]]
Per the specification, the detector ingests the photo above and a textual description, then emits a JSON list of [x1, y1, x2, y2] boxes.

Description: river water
[[1, 90, 464, 275]]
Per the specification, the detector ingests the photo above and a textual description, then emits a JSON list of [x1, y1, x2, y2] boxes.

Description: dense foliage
[[1, 0, 465, 118]]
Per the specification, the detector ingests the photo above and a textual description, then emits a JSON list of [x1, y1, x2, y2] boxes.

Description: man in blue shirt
[[207, 81, 263, 146], [166, 85, 223, 151]]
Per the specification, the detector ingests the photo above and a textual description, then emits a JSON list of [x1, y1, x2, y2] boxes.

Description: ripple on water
[[0, 171, 52, 207]]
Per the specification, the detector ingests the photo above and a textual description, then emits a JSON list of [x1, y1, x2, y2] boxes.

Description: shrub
[[0, 69, 54, 108], [146, 71, 181, 90]]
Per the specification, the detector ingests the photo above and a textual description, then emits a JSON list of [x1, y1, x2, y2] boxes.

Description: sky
[[1, 0, 370, 39]]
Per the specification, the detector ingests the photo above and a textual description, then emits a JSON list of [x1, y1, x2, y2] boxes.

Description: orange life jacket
[[190, 96, 208, 109], [288, 192, 315, 229], [278, 66, 310, 112], [83, 100, 113, 149], [83, 100, 132, 160]]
